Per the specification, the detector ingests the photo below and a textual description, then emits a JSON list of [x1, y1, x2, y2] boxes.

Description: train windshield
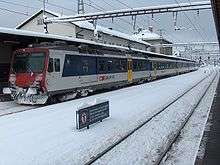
[[12, 52, 45, 73]]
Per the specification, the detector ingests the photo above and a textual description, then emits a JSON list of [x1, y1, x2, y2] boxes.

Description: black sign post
[[76, 100, 109, 130]]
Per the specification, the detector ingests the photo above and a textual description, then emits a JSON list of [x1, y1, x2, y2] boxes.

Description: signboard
[[76, 100, 109, 130]]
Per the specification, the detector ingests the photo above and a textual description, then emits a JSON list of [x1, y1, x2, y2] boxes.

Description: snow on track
[[0, 101, 38, 117], [160, 70, 219, 165], [93, 68, 217, 165], [0, 67, 215, 165]]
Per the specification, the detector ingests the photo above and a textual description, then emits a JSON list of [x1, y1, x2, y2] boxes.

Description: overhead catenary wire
[[178, 0, 209, 40], [37, 0, 77, 13], [84, 1, 133, 32], [173, 0, 207, 41], [112, 0, 164, 33], [0, 0, 38, 10], [112, 0, 182, 44], [112, 0, 147, 29], [85, 1, 133, 26], [0, 6, 29, 16]]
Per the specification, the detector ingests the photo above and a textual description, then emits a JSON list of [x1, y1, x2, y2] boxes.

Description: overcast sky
[[0, 0, 217, 43]]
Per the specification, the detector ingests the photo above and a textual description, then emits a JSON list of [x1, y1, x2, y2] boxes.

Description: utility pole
[[43, 0, 48, 33], [78, 0, 85, 14]]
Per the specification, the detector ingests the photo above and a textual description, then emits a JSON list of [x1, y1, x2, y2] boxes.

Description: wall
[[75, 26, 147, 50], [144, 39, 173, 55], [19, 12, 76, 37]]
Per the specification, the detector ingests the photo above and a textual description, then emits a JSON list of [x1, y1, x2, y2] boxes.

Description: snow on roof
[[132, 29, 161, 40], [16, 9, 150, 46], [0, 26, 194, 62], [73, 21, 150, 46], [16, 9, 64, 29]]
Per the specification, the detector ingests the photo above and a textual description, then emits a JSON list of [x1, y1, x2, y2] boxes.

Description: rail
[[84, 71, 216, 165]]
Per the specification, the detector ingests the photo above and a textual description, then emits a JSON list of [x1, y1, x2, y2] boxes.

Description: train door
[[47, 57, 62, 91], [127, 58, 133, 82]]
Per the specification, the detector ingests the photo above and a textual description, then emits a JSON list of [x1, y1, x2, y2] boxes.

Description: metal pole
[[43, 0, 48, 34]]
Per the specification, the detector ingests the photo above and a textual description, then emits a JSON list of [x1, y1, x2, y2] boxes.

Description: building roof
[[132, 29, 161, 40], [16, 9, 151, 47], [16, 9, 63, 29]]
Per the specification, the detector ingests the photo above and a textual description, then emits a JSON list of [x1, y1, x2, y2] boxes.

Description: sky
[[0, 0, 217, 43]]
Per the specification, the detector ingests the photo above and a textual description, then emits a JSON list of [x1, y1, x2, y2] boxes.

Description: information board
[[76, 100, 109, 129]]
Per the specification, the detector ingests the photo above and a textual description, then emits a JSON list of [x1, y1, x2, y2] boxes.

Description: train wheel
[[46, 96, 58, 105]]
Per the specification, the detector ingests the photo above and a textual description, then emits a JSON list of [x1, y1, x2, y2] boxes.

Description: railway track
[[0, 101, 40, 117], [156, 71, 218, 164], [84, 71, 217, 165], [0, 94, 12, 102]]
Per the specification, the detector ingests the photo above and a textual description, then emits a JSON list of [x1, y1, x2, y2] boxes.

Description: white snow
[[160, 69, 219, 165], [73, 21, 150, 46], [93, 68, 217, 165], [0, 101, 38, 116], [132, 29, 161, 40], [0, 67, 215, 165]]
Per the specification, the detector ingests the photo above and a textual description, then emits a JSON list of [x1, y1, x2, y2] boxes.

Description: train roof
[[0, 27, 196, 63]]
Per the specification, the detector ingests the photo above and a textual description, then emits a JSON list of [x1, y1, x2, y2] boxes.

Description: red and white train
[[3, 42, 199, 105]]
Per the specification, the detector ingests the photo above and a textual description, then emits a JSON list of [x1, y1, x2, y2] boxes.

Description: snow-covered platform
[[0, 67, 218, 165]]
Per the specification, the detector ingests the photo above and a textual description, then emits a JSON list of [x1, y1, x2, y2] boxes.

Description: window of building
[[82, 59, 89, 73], [37, 19, 44, 25]]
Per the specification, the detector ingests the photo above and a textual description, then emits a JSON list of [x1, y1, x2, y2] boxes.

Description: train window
[[98, 60, 105, 72], [107, 60, 113, 72], [48, 58, 53, 72], [121, 60, 127, 71], [133, 60, 137, 71], [82, 59, 89, 73], [54, 59, 60, 72], [115, 59, 121, 72]]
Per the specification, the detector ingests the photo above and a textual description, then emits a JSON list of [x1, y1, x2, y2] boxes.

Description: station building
[[133, 27, 173, 55], [16, 9, 150, 51]]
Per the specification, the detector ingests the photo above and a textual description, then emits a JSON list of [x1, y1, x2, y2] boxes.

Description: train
[[3, 41, 199, 105]]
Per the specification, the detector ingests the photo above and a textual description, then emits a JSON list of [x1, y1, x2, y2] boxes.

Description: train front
[[3, 48, 49, 105]]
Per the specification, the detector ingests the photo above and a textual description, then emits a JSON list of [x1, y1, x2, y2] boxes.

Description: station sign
[[76, 100, 109, 130]]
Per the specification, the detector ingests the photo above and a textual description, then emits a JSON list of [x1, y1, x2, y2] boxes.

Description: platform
[[202, 77, 220, 164]]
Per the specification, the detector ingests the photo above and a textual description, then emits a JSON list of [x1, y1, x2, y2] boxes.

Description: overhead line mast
[[45, 1, 211, 23], [78, 0, 85, 14]]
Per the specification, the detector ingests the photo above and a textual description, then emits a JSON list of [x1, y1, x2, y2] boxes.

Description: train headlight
[[31, 74, 43, 88], [9, 74, 16, 85], [35, 74, 43, 81]]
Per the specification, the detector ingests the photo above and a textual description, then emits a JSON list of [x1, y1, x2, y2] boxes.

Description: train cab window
[[54, 59, 60, 72], [48, 58, 54, 72]]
